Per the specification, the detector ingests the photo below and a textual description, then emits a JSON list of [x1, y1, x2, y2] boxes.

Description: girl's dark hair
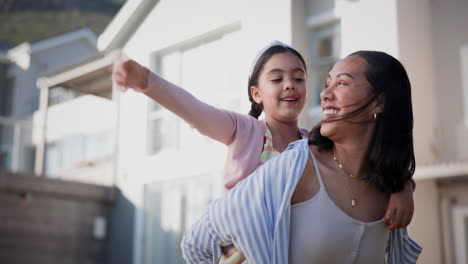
[[309, 51, 415, 193], [248, 45, 307, 119]]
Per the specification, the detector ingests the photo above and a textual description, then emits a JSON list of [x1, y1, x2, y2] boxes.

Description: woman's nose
[[320, 85, 333, 101]]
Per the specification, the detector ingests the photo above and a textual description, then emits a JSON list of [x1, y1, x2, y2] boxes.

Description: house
[[35, 0, 468, 263], [0, 28, 98, 173]]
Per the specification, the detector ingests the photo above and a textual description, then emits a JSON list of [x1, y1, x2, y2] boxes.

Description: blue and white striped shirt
[[181, 138, 422, 264]]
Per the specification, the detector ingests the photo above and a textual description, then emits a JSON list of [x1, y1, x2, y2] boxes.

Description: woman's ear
[[373, 94, 384, 114], [250, 86, 262, 104]]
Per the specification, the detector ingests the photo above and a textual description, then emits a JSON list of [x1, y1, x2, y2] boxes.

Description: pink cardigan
[[220, 111, 269, 189]]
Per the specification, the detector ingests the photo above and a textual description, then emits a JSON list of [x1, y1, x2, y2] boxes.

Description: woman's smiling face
[[320, 55, 381, 138]]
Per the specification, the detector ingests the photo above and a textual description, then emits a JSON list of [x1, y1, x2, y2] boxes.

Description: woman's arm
[[113, 58, 237, 145], [181, 209, 223, 263]]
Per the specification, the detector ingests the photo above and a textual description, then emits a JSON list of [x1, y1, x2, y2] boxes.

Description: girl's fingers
[[112, 50, 131, 92], [389, 210, 403, 230], [402, 210, 414, 227], [400, 213, 410, 228], [384, 207, 396, 226]]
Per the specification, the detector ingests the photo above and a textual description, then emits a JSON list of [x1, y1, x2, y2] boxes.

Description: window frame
[[461, 45, 468, 128], [306, 14, 341, 124], [452, 205, 468, 264]]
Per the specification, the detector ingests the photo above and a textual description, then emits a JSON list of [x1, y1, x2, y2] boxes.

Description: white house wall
[[397, 1, 440, 263], [431, 0, 468, 162], [339, 0, 399, 57], [411, 179, 442, 264], [397, 0, 438, 166]]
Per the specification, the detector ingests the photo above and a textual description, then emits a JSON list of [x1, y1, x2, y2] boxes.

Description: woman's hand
[[384, 180, 415, 230], [112, 53, 149, 92]]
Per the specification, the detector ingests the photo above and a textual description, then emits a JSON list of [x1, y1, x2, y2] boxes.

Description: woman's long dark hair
[[248, 45, 307, 119], [309, 51, 415, 193]]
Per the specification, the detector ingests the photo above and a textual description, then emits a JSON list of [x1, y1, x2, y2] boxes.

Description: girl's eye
[[294, 78, 304, 82], [271, 78, 282, 83]]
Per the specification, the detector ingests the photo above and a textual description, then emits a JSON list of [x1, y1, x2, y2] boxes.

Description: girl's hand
[[112, 52, 149, 92], [384, 180, 414, 230]]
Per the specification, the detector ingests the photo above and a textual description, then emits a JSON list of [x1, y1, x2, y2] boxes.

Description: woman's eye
[[338, 81, 348, 86]]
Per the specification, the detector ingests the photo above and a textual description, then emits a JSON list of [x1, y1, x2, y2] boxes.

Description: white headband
[[249, 40, 293, 78]]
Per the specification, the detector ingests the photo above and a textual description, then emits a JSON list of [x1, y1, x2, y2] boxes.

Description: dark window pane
[[319, 36, 333, 58]]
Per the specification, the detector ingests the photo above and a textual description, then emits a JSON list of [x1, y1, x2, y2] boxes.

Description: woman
[[180, 50, 422, 264]]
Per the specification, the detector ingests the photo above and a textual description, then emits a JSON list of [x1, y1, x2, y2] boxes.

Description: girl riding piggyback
[[113, 41, 415, 264]]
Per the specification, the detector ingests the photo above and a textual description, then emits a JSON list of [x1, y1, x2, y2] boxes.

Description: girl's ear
[[250, 86, 262, 104]]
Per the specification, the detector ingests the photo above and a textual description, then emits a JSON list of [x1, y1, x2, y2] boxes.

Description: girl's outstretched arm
[[113, 58, 237, 145]]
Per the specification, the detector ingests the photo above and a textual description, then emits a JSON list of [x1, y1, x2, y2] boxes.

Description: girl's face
[[250, 52, 307, 123], [320, 55, 382, 138]]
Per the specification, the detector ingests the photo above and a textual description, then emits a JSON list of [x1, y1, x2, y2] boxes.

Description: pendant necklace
[[332, 150, 372, 207]]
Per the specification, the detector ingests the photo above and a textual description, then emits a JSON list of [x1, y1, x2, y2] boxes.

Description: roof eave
[[97, 0, 158, 52]]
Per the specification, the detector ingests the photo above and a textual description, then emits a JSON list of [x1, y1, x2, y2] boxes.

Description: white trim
[[461, 45, 468, 128], [413, 161, 468, 180], [36, 53, 115, 88], [149, 21, 242, 57], [98, 0, 143, 51], [452, 205, 468, 264], [98, 0, 159, 51], [306, 10, 340, 29]]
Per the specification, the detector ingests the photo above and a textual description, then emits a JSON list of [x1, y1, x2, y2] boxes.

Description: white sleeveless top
[[289, 150, 389, 264]]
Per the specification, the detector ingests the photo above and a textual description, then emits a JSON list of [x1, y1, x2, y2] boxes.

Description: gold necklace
[[332, 150, 372, 207], [332, 151, 357, 179]]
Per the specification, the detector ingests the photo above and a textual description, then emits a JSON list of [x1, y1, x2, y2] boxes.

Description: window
[[0, 63, 13, 117], [308, 22, 341, 120], [44, 132, 114, 176], [143, 175, 216, 264], [147, 31, 243, 154], [453, 205, 468, 264], [147, 51, 181, 154]]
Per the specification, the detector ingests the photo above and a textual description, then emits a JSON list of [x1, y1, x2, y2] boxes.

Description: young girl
[[113, 41, 415, 263]]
